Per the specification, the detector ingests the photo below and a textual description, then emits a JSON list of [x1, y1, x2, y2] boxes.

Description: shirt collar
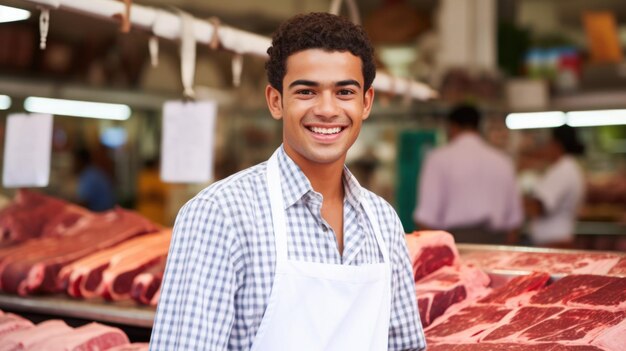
[[275, 145, 364, 209]]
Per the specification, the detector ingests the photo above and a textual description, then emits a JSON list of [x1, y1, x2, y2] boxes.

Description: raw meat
[[591, 318, 626, 350], [427, 343, 606, 350], [0, 319, 72, 351], [0, 190, 90, 245], [406, 231, 460, 282], [607, 257, 626, 276], [0, 208, 159, 295], [415, 265, 490, 327], [106, 343, 149, 351], [150, 286, 161, 306], [481, 306, 564, 342], [130, 262, 165, 305], [0, 313, 33, 337], [478, 272, 550, 306], [99, 229, 171, 301], [25, 322, 129, 351], [425, 305, 513, 342], [57, 230, 170, 299], [462, 251, 623, 276], [529, 275, 621, 307]]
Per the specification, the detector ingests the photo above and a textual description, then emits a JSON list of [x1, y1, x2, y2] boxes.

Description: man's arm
[[388, 210, 427, 351], [150, 197, 240, 350]]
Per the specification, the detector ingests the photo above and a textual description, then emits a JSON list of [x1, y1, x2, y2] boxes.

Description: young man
[[150, 13, 425, 351]]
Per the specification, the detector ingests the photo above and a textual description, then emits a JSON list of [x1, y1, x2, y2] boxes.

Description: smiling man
[[150, 12, 425, 351]]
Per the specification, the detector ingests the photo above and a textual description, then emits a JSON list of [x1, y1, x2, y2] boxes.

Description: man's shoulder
[[193, 162, 267, 205]]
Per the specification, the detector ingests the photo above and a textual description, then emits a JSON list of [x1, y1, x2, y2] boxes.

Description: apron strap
[[266, 151, 288, 265]]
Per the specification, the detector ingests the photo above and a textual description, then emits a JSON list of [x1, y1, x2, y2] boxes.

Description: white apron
[[250, 151, 391, 351]]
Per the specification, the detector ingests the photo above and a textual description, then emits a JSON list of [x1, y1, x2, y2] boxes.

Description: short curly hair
[[266, 12, 376, 93]]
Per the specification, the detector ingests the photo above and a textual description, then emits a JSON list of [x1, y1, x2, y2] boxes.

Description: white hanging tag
[[179, 10, 196, 100], [149, 36, 159, 67], [39, 8, 50, 50], [232, 54, 243, 87], [160, 100, 217, 183], [2, 114, 53, 188]]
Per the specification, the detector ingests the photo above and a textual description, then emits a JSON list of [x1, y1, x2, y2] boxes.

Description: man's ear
[[265, 84, 283, 120], [361, 87, 375, 120]]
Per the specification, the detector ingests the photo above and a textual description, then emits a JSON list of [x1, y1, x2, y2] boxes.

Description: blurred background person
[[413, 104, 523, 244], [525, 125, 586, 248], [74, 148, 115, 212]]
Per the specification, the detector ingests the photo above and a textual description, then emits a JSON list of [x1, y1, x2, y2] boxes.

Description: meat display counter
[[0, 293, 155, 328]]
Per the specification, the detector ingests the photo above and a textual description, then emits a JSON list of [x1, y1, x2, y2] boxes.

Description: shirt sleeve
[[388, 209, 427, 351], [414, 152, 444, 228], [533, 167, 567, 214], [150, 196, 241, 350]]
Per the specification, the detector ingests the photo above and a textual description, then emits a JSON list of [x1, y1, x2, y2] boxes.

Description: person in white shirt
[[525, 125, 585, 248], [413, 104, 523, 244]]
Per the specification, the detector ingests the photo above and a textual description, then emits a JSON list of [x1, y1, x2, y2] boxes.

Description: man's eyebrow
[[336, 80, 361, 88], [287, 79, 362, 89], [288, 80, 319, 89]]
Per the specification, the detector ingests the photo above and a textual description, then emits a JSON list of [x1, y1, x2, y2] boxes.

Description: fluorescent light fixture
[[505, 111, 566, 130], [24, 97, 131, 120], [566, 109, 626, 127], [0, 95, 11, 110], [0, 5, 30, 23]]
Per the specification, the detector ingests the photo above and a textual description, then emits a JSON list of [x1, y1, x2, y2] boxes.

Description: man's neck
[[283, 148, 345, 202]]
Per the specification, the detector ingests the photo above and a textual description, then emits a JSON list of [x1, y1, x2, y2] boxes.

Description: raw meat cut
[[478, 272, 550, 306], [426, 305, 513, 342], [607, 257, 626, 276], [406, 231, 460, 282], [427, 343, 606, 350], [57, 230, 170, 299], [415, 265, 490, 327], [591, 318, 626, 350], [130, 262, 165, 305], [0, 190, 90, 245], [0, 208, 159, 295], [529, 275, 621, 307], [150, 286, 161, 306], [481, 306, 564, 342], [99, 229, 171, 301], [25, 322, 129, 351], [0, 313, 33, 337], [462, 251, 623, 276], [106, 343, 149, 351], [0, 319, 72, 351]]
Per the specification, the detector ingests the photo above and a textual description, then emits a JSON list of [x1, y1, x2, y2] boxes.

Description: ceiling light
[[0, 5, 30, 23], [566, 109, 626, 127], [24, 97, 131, 120], [0, 95, 11, 110], [505, 111, 566, 130]]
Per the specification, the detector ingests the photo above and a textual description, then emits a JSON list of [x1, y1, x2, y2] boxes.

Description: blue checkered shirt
[[150, 146, 426, 350]]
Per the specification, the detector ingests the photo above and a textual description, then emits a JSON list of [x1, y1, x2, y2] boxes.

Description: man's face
[[265, 49, 374, 168]]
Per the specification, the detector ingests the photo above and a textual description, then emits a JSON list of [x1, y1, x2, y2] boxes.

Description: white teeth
[[310, 127, 342, 135]]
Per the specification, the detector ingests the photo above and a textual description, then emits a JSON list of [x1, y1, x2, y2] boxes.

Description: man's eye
[[296, 89, 314, 95], [338, 89, 355, 96]]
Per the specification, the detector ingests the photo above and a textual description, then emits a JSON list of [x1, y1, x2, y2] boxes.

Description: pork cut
[[406, 231, 460, 282], [415, 265, 490, 327], [0, 313, 33, 337], [0, 208, 159, 295], [462, 251, 624, 276], [99, 229, 171, 301], [0, 190, 90, 246], [0, 319, 72, 351], [24, 322, 129, 351], [130, 261, 165, 305], [57, 230, 170, 299]]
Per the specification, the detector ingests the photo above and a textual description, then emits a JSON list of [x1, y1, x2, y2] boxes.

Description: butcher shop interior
[[0, 0, 625, 350]]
